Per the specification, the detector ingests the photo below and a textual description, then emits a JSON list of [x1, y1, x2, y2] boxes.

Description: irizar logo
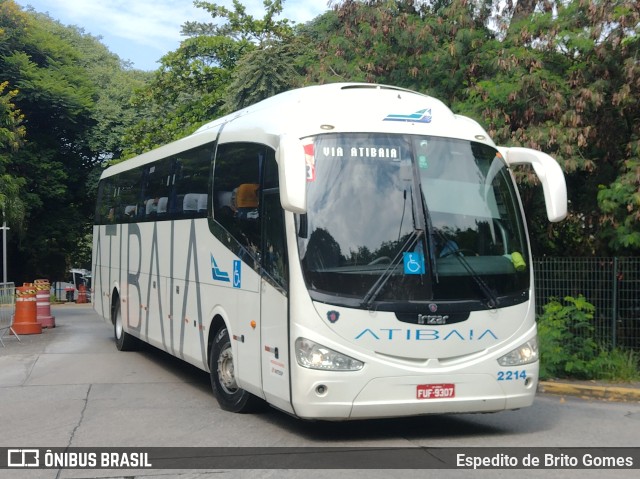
[[418, 314, 448, 325], [355, 328, 498, 341]]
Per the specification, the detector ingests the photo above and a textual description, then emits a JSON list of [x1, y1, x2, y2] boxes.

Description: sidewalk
[[538, 379, 640, 402]]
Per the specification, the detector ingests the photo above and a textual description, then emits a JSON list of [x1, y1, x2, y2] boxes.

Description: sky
[[14, 0, 330, 71]]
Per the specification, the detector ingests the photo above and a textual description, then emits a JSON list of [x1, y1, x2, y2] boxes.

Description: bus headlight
[[295, 338, 364, 371], [497, 337, 538, 366]]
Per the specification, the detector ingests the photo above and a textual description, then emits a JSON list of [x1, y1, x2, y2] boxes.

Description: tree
[[1, 1, 150, 282], [47, 21, 152, 165], [463, 0, 640, 255], [0, 80, 26, 230], [121, 33, 235, 158], [122, 0, 304, 157], [302, 0, 492, 105], [2, 2, 96, 279], [592, 3, 640, 252], [224, 38, 304, 110]]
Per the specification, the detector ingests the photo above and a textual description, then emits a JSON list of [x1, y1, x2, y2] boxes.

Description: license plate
[[417, 383, 455, 400]]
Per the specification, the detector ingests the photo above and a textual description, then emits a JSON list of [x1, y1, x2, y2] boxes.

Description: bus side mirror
[[276, 134, 307, 213], [498, 147, 568, 222]]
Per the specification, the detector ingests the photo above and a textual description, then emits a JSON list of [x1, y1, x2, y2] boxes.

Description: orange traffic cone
[[34, 279, 55, 328], [12, 284, 42, 335], [77, 284, 88, 304]]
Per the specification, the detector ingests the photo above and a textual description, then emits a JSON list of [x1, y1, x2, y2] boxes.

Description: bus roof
[[101, 83, 495, 179]]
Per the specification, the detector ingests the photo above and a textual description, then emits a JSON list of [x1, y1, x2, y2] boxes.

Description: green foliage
[[0, 81, 24, 151], [122, 0, 302, 158], [590, 348, 640, 382], [224, 38, 304, 111], [121, 36, 233, 158], [0, 173, 26, 231], [538, 295, 599, 379], [598, 155, 640, 252], [538, 296, 640, 381], [0, 80, 26, 228], [461, 0, 640, 255], [1, 1, 148, 281], [186, 0, 294, 45], [303, 0, 487, 99]]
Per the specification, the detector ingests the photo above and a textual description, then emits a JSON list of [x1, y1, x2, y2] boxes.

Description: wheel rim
[[115, 309, 123, 339], [217, 345, 238, 394]]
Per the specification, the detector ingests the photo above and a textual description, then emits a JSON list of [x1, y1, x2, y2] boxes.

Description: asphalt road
[[1, 303, 639, 479]]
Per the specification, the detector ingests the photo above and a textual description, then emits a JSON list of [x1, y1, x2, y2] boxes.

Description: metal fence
[[0, 282, 18, 346], [534, 257, 640, 352]]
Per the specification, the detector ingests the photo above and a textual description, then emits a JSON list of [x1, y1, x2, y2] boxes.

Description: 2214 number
[[497, 370, 527, 381]]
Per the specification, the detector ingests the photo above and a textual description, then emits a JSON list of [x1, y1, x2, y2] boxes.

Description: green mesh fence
[[533, 257, 640, 352]]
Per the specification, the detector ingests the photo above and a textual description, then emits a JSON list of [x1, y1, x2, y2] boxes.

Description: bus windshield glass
[[298, 133, 529, 311]]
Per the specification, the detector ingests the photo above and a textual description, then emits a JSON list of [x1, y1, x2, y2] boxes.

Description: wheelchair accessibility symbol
[[403, 252, 425, 275], [233, 260, 242, 288]]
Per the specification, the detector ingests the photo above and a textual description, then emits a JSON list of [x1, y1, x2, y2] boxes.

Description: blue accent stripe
[[211, 254, 230, 282]]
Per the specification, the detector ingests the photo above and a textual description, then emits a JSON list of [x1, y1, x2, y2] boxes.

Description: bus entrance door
[[260, 279, 293, 414], [258, 188, 292, 413]]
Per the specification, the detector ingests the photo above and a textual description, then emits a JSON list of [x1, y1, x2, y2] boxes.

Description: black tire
[[209, 326, 263, 413], [113, 300, 138, 351]]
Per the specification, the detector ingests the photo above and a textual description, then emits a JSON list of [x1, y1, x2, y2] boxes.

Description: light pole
[[1, 210, 8, 284]]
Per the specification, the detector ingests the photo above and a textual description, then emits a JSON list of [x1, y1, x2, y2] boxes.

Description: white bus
[[92, 83, 567, 420]]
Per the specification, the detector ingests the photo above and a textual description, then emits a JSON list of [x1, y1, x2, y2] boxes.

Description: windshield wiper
[[435, 229, 499, 309], [361, 183, 428, 309], [419, 189, 438, 283], [361, 229, 422, 309], [417, 182, 496, 307]]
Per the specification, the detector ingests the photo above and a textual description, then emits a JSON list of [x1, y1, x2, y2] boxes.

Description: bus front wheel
[[209, 326, 262, 413]]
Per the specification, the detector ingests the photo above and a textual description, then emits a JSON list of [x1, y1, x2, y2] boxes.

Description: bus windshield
[[298, 133, 529, 311]]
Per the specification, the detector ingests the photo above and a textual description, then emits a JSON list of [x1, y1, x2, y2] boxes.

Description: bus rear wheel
[[113, 300, 138, 351], [210, 326, 262, 413]]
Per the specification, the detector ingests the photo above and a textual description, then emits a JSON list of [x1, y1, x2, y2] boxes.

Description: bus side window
[[213, 143, 263, 258], [117, 169, 143, 223], [95, 178, 117, 225], [173, 146, 211, 219], [261, 152, 287, 290], [142, 160, 172, 221]]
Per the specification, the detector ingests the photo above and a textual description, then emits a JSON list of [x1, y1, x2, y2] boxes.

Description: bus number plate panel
[[416, 383, 455, 400]]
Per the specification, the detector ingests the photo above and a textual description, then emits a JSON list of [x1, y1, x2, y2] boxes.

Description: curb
[[51, 302, 93, 307], [538, 381, 640, 402]]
